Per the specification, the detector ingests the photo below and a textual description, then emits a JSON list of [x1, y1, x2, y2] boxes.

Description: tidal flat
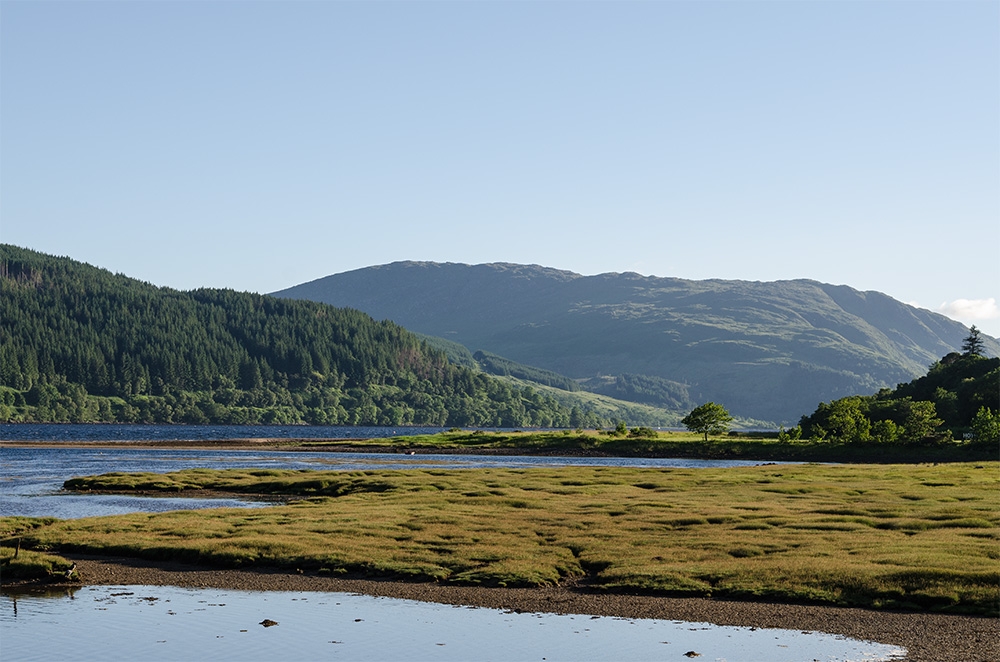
[[8, 462, 998, 615], [2, 458, 999, 660]]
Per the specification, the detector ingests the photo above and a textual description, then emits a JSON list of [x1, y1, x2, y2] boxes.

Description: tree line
[[678, 327, 998, 445], [794, 328, 999, 444], [0, 245, 584, 427]]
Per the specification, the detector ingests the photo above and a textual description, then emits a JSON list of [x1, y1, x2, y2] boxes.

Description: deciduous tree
[[681, 402, 733, 441]]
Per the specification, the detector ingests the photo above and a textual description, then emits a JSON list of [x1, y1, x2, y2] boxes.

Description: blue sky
[[2, 1, 998, 338]]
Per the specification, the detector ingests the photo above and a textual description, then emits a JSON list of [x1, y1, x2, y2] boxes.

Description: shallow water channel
[[1, 585, 905, 662], [0, 427, 906, 661], [0, 445, 771, 518]]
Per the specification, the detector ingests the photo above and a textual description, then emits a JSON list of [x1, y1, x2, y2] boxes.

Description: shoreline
[[4, 555, 997, 662], [0, 439, 582, 453], [3, 437, 994, 463], [5, 439, 997, 660], [0, 438, 704, 458]]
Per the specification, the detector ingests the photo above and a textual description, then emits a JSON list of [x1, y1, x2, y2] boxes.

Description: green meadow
[[5, 461, 998, 615]]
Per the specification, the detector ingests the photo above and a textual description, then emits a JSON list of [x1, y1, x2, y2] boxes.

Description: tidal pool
[[1, 585, 905, 662]]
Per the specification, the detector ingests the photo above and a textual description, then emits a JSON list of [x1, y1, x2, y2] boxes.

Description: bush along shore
[[3, 461, 997, 616]]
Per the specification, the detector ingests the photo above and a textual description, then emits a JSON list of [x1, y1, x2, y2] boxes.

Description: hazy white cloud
[[935, 298, 1000, 321]]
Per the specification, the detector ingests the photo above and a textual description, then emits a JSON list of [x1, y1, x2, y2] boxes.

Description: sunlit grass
[[11, 462, 1000, 614], [0, 547, 78, 582]]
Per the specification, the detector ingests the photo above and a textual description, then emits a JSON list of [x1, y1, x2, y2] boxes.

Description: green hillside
[[274, 261, 998, 424], [413, 336, 689, 427], [0, 245, 578, 427]]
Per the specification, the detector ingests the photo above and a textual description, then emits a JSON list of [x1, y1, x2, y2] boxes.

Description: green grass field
[[5, 461, 998, 615]]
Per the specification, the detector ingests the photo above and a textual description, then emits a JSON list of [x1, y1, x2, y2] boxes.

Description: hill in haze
[[273, 261, 998, 425]]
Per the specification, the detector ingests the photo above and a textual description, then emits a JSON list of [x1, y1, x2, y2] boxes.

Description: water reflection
[[0, 585, 906, 662], [3, 427, 894, 661], [0, 446, 768, 519]]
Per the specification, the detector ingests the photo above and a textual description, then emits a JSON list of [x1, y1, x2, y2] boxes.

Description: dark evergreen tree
[[962, 325, 985, 357]]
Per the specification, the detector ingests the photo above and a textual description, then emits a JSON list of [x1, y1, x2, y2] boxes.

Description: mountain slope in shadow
[[273, 262, 995, 424]]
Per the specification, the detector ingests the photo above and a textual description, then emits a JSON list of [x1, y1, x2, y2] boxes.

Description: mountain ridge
[[273, 261, 997, 424]]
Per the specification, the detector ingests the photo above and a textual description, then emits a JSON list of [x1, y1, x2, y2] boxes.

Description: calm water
[[0, 424, 905, 661], [0, 585, 905, 662], [0, 423, 453, 443], [1, 424, 768, 519]]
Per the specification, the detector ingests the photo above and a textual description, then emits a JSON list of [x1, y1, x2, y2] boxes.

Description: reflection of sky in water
[[0, 446, 768, 519], [0, 429, 905, 660], [0, 586, 906, 662]]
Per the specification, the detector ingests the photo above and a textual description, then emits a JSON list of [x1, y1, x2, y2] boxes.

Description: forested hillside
[[798, 347, 1000, 444], [0, 246, 576, 426], [274, 261, 999, 424]]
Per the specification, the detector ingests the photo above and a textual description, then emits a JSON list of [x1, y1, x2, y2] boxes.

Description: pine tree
[[962, 326, 985, 357]]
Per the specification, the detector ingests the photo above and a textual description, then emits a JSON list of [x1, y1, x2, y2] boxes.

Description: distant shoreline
[[0, 439, 618, 456], [4, 554, 996, 662], [3, 437, 995, 464]]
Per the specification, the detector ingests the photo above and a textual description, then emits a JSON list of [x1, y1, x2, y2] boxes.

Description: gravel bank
[[21, 555, 991, 662]]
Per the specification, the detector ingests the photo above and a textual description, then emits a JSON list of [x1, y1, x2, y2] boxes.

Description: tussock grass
[[1, 516, 61, 539], [0, 547, 78, 582], [13, 462, 1000, 614]]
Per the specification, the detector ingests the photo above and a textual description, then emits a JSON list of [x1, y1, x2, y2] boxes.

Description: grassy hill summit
[[273, 261, 997, 425]]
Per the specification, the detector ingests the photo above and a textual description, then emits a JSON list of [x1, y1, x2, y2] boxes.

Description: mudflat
[[52, 555, 999, 662]]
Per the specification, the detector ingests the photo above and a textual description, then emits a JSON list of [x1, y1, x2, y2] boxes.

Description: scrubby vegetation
[[14, 463, 999, 614], [581, 373, 696, 412], [474, 350, 582, 392]]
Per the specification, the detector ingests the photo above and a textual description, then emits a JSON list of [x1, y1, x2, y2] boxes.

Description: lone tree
[[962, 325, 985, 357], [681, 402, 734, 441]]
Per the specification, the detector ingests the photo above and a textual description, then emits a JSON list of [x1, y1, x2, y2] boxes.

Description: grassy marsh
[[0, 545, 78, 583], [9, 462, 999, 615]]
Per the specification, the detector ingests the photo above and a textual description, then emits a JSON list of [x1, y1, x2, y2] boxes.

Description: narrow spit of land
[[3, 428, 997, 463]]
